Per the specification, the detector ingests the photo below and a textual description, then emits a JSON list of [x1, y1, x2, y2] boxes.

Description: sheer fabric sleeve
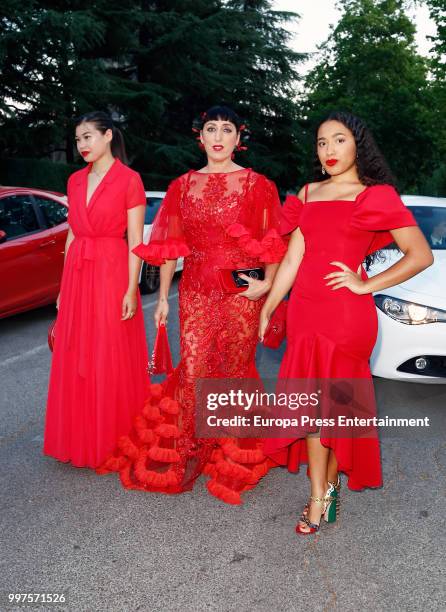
[[126, 172, 146, 209], [352, 184, 417, 255], [132, 176, 191, 265], [226, 175, 287, 263], [280, 194, 304, 236]]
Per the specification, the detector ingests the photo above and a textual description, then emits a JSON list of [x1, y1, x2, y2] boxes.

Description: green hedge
[[0, 158, 81, 193]]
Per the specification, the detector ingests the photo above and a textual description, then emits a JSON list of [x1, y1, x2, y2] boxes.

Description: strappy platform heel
[[303, 474, 340, 519], [295, 483, 336, 535]]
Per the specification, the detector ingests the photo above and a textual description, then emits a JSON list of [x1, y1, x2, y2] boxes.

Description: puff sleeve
[[280, 194, 304, 236], [126, 172, 146, 209], [226, 175, 287, 263], [132, 176, 191, 264], [351, 185, 417, 255]]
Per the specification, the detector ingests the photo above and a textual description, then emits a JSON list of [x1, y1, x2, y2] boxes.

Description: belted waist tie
[[72, 236, 125, 271]]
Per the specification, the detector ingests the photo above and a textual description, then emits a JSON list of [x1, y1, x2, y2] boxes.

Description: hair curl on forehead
[[192, 105, 244, 132]]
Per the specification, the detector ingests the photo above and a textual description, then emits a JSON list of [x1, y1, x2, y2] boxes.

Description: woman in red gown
[[260, 111, 433, 534], [97, 106, 286, 503], [44, 111, 149, 468]]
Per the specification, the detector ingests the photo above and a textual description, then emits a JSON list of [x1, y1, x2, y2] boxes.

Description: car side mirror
[[0, 230, 7, 244]]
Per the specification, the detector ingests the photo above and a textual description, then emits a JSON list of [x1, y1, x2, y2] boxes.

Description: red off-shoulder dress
[[44, 159, 150, 468], [97, 168, 287, 503], [264, 184, 417, 490]]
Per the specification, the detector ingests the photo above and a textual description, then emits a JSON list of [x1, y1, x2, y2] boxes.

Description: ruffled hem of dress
[[263, 332, 382, 491], [96, 381, 275, 504], [132, 240, 191, 265], [226, 223, 287, 263]]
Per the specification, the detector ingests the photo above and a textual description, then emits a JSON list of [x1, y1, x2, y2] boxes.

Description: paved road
[[1, 279, 445, 612]]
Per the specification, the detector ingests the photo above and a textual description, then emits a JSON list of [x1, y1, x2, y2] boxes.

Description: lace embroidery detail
[[96, 170, 281, 503]]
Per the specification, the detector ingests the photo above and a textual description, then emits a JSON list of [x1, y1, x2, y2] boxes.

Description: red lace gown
[[44, 159, 150, 468], [264, 184, 417, 490], [97, 168, 286, 503]]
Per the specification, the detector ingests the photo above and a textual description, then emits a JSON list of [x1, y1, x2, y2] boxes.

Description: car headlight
[[374, 294, 446, 325]]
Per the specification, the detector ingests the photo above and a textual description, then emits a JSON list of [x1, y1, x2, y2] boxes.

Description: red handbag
[[48, 319, 56, 352], [262, 300, 287, 349], [216, 269, 247, 294], [148, 323, 174, 375]]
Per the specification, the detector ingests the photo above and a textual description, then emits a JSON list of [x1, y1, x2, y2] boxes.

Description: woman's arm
[[56, 227, 75, 309], [122, 204, 145, 320], [64, 226, 75, 260], [325, 226, 433, 294], [154, 259, 177, 327], [259, 228, 305, 339]]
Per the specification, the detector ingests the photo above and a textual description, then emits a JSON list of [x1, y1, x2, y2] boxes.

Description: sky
[[272, 0, 438, 75]]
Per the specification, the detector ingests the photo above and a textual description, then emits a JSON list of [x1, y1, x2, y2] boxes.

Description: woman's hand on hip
[[324, 261, 368, 295], [154, 297, 169, 328], [238, 275, 272, 301], [122, 291, 138, 320]]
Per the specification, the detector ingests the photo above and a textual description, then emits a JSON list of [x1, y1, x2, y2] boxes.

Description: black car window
[[0, 195, 40, 239], [35, 196, 68, 228], [144, 197, 164, 225], [409, 206, 446, 250]]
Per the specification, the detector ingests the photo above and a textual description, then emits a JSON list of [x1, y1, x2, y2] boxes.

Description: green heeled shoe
[[327, 474, 341, 519]]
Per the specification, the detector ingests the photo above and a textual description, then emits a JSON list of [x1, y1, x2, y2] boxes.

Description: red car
[[0, 186, 68, 318]]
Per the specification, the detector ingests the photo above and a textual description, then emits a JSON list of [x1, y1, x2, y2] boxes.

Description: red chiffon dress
[[97, 168, 287, 503], [264, 184, 417, 490], [44, 159, 150, 468]]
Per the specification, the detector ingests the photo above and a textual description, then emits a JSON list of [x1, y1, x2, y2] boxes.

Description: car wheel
[[140, 263, 160, 294]]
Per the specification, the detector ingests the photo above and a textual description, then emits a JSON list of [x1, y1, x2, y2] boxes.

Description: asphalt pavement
[[1, 277, 445, 612]]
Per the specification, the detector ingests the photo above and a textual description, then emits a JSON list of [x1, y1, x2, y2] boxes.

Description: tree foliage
[[422, 0, 446, 195], [0, 0, 305, 190], [1, 0, 444, 194], [301, 0, 436, 192]]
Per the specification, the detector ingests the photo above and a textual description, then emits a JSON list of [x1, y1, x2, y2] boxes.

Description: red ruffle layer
[[226, 223, 287, 263], [132, 239, 191, 266], [96, 383, 274, 504]]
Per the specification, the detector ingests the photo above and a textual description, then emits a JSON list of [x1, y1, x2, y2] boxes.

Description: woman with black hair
[[44, 111, 149, 468], [97, 105, 286, 503], [260, 111, 433, 534]]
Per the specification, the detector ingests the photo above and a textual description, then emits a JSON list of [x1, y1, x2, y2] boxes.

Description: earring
[[321, 166, 326, 175]]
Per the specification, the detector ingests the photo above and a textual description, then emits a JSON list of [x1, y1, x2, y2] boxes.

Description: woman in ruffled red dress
[[44, 111, 149, 468], [260, 111, 433, 534], [97, 106, 286, 503]]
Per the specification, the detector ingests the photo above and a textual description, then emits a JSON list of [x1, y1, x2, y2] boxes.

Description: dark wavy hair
[[74, 111, 128, 164], [314, 111, 396, 268], [313, 111, 396, 187]]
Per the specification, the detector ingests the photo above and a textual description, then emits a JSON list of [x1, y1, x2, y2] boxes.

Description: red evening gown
[[97, 168, 286, 503], [264, 184, 417, 489], [44, 159, 150, 468]]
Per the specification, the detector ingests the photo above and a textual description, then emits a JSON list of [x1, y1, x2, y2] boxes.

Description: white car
[[369, 195, 446, 382], [138, 191, 184, 294]]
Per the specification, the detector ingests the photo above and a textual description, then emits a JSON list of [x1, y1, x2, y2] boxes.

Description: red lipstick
[[212, 145, 224, 151], [80, 151, 90, 158], [326, 159, 338, 167]]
